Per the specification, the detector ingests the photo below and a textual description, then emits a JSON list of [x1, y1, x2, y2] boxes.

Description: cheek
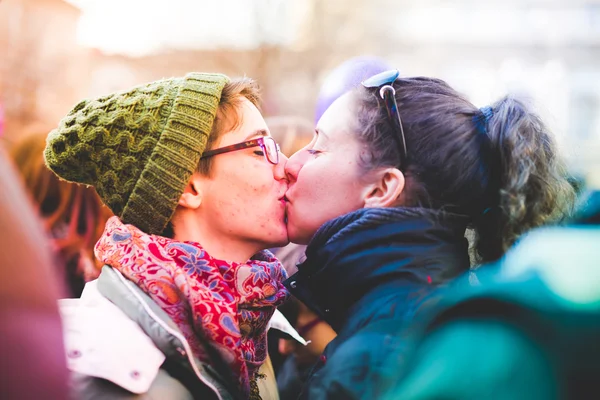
[[208, 166, 257, 218], [300, 158, 357, 196], [296, 159, 363, 217], [229, 164, 279, 215]]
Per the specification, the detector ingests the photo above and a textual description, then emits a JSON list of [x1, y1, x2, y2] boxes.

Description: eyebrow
[[244, 129, 269, 141]]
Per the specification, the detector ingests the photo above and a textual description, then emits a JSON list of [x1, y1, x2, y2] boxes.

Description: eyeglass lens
[[263, 137, 279, 164]]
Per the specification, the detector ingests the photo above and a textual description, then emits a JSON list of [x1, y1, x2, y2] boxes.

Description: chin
[[286, 224, 312, 246], [273, 237, 290, 248], [285, 210, 314, 245], [265, 236, 289, 250], [266, 224, 290, 248]]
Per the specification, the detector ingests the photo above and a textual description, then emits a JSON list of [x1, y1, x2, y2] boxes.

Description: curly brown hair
[[351, 77, 575, 263]]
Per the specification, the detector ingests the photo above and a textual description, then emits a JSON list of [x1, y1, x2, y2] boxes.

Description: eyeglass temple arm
[[200, 139, 262, 159], [380, 86, 408, 161]]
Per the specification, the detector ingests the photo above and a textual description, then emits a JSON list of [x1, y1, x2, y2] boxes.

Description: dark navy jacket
[[284, 207, 471, 400]]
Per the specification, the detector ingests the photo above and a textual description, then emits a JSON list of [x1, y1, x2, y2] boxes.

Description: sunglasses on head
[[361, 70, 407, 170]]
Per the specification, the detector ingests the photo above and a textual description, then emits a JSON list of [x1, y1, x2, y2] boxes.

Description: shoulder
[[60, 281, 167, 396], [382, 319, 557, 400]]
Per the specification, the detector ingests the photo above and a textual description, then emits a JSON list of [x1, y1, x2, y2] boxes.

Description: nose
[[274, 152, 288, 181], [285, 150, 306, 183]]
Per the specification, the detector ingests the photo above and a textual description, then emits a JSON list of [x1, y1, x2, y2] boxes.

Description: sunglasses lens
[[362, 69, 400, 88]]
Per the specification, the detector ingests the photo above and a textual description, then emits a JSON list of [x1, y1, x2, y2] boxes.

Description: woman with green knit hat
[[46, 73, 291, 400]]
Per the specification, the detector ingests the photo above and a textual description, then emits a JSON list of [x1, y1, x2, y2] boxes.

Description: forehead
[[316, 93, 355, 140], [217, 97, 270, 146]]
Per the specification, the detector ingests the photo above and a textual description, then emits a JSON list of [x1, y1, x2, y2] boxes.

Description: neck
[[172, 210, 260, 263]]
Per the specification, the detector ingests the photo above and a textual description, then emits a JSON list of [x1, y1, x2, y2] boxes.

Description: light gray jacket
[[60, 266, 237, 400]]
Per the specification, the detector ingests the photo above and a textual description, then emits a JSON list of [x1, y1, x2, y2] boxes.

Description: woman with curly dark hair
[[282, 70, 575, 399]]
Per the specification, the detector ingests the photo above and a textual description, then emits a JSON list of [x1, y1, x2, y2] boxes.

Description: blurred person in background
[[314, 56, 391, 125], [283, 70, 576, 399], [10, 130, 112, 297], [0, 147, 69, 400], [267, 116, 314, 158], [46, 73, 290, 400], [382, 185, 600, 400]]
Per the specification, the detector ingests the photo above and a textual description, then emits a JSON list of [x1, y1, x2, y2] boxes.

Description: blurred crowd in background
[[1, 0, 600, 186]]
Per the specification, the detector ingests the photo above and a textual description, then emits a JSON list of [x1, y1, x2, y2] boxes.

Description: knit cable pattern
[[45, 73, 229, 234]]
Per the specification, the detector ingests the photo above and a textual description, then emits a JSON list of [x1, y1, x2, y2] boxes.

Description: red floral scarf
[[95, 217, 288, 396]]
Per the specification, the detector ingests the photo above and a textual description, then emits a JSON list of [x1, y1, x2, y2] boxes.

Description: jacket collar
[[97, 266, 235, 400], [285, 207, 471, 333]]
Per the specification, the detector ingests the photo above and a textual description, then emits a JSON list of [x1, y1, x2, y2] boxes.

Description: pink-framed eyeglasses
[[200, 136, 280, 165]]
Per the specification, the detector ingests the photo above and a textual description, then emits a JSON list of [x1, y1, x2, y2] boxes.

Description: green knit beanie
[[44, 72, 229, 235]]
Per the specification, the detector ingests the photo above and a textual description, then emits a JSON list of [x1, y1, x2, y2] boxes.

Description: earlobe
[[178, 177, 203, 210], [363, 168, 405, 208]]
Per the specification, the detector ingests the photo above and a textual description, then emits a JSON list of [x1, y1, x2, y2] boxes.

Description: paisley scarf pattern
[[95, 217, 288, 396]]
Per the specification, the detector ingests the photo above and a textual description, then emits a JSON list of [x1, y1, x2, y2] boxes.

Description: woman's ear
[[178, 174, 203, 210], [363, 168, 405, 208]]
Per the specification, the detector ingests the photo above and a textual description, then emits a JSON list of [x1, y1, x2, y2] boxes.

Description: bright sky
[[66, 0, 298, 56], [66, 1, 599, 56]]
